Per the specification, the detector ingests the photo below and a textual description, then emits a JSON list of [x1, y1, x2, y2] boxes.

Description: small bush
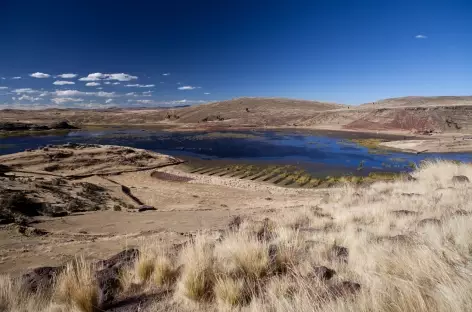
[[214, 276, 247, 307], [177, 235, 215, 302], [153, 255, 176, 286], [54, 257, 98, 312]]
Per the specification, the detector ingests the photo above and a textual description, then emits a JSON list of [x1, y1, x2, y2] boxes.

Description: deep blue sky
[[0, 0, 470, 108]]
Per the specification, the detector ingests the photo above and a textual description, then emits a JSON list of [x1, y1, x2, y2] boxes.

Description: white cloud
[[12, 77, 21, 79], [128, 99, 204, 107], [106, 73, 138, 81], [105, 99, 113, 104], [178, 86, 196, 90], [53, 80, 75, 85], [57, 73, 78, 79], [162, 73, 170, 76], [79, 73, 107, 81], [96, 87, 103, 90], [136, 100, 154, 104], [13, 88, 41, 94], [1, 77, 5, 80], [54, 90, 85, 97], [79, 73, 138, 82], [125, 84, 155, 88], [0, 87, 8, 90], [125, 92, 136, 96], [415, 34, 427, 39], [51, 97, 84, 104], [204, 92, 210, 95], [104, 82, 111, 85], [30, 72, 51, 78], [112, 82, 120, 85], [53, 89, 116, 97], [142, 91, 153, 96], [96, 91, 116, 97], [18, 95, 41, 101], [85, 82, 101, 87], [39, 92, 49, 97]]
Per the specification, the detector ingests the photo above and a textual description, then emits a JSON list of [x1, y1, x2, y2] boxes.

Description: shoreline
[[2, 122, 472, 153]]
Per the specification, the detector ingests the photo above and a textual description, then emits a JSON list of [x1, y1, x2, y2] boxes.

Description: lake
[[2, 129, 472, 177]]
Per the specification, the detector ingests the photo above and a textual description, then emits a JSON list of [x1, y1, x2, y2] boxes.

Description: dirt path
[[0, 145, 329, 275]]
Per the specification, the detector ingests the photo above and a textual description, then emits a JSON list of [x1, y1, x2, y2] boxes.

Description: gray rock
[[452, 175, 470, 183]]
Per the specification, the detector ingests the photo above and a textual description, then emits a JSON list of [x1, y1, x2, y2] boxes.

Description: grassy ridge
[[2, 160, 472, 311]]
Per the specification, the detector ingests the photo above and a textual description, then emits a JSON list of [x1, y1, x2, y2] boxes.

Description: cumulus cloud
[[53, 80, 75, 85], [39, 92, 49, 97], [12, 77, 21, 79], [79, 73, 138, 82], [107, 73, 138, 81], [125, 92, 136, 96], [96, 87, 103, 90], [79, 73, 106, 81], [51, 97, 84, 104], [135, 100, 154, 104], [104, 82, 111, 85], [18, 95, 41, 101], [0, 87, 8, 90], [85, 82, 101, 87], [142, 91, 153, 96], [112, 82, 120, 85], [129, 99, 204, 107], [162, 73, 170, 76], [125, 84, 155, 88], [96, 91, 116, 97], [105, 99, 113, 104], [178, 86, 196, 90], [30, 72, 51, 78], [57, 73, 78, 79], [54, 89, 117, 98], [13, 88, 41, 94], [204, 92, 210, 95], [415, 34, 427, 39]]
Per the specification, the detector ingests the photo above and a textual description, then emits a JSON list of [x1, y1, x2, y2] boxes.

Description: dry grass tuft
[[54, 257, 98, 312], [214, 276, 247, 307], [177, 235, 215, 302], [153, 254, 177, 287], [5, 160, 472, 312], [215, 231, 270, 278]]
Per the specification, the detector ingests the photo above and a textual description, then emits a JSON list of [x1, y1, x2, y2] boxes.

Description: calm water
[[2, 129, 472, 176]]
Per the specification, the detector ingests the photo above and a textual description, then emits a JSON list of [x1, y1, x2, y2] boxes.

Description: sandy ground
[[0, 145, 329, 275], [380, 135, 472, 153]]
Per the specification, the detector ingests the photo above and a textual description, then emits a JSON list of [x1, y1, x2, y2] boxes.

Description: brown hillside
[[362, 96, 472, 108]]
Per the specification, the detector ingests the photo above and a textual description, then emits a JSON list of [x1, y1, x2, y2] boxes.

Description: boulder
[[21, 266, 63, 293], [329, 245, 349, 263], [96, 249, 139, 307], [309, 266, 336, 281], [49, 121, 78, 130], [452, 175, 470, 183], [328, 281, 361, 298]]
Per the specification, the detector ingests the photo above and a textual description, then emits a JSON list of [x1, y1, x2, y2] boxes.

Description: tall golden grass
[[1, 160, 472, 312]]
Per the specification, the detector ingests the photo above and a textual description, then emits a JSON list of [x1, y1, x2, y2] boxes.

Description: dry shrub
[[215, 231, 270, 279], [214, 276, 247, 307], [177, 235, 215, 302], [0, 275, 14, 312], [153, 254, 177, 287], [54, 257, 98, 312], [135, 257, 155, 283]]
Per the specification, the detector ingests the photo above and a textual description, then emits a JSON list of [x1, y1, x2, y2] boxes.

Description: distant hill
[[362, 96, 472, 108], [172, 97, 345, 124]]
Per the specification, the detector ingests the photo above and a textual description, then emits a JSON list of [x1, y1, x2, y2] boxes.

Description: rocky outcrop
[[0, 121, 78, 132]]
